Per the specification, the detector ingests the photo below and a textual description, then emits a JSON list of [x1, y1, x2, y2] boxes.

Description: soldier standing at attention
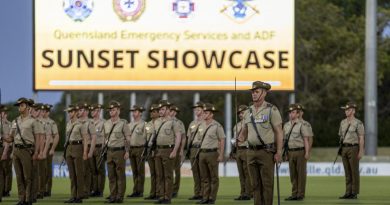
[[3, 98, 42, 205], [187, 101, 204, 201], [338, 102, 365, 200], [144, 104, 160, 200], [153, 100, 182, 204], [77, 103, 97, 198], [103, 101, 131, 203], [63, 104, 87, 203], [284, 104, 312, 201], [127, 105, 147, 198], [169, 105, 186, 198], [196, 103, 225, 205], [232, 105, 251, 201], [296, 104, 314, 152], [238, 81, 283, 205], [43, 104, 59, 197], [89, 104, 106, 197], [0, 105, 11, 202]]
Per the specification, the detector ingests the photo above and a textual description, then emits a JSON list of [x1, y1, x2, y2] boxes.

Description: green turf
[[1, 177, 390, 204]]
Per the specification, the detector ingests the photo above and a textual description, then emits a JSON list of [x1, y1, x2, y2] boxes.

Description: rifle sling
[[15, 118, 29, 146], [249, 108, 266, 146], [284, 122, 297, 151]]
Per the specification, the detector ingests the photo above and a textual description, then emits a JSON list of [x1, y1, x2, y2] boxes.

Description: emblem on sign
[[113, 0, 145, 21], [63, 0, 94, 22], [221, 0, 259, 23], [172, 0, 194, 18]]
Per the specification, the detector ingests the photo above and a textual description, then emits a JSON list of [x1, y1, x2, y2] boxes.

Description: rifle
[[282, 122, 297, 160], [59, 124, 76, 170], [143, 121, 167, 162], [180, 124, 200, 167], [333, 123, 351, 165], [97, 123, 117, 168], [191, 124, 213, 168]]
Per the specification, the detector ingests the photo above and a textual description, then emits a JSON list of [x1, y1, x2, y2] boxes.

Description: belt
[[69, 140, 83, 145], [15, 144, 33, 149], [342, 143, 359, 147], [237, 146, 249, 150], [200, 148, 218, 153], [248, 143, 274, 150], [289, 147, 305, 151], [108, 147, 125, 151], [157, 145, 175, 149], [191, 144, 201, 148], [130, 145, 144, 148], [88, 144, 103, 148]]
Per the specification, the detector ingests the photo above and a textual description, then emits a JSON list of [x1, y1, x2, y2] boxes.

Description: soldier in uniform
[[144, 104, 160, 200], [3, 98, 42, 205], [232, 105, 251, 200], [63, 104, 87, 203], [169, 105, 186, 198], [296, 104, 314, 151], [338, 102, 365, 199], [29, 103, 45, 203], [43, 104, 59, 197], [186, 101, 204, 200], [103, 101, 131, 203], [196, 103, 225, 204], [238, 81, 283, 205], [152, 100, 182, 204], [89, 104, 106, 197], [77, 103, 97, 198], [0, 105, 12, 202], [283, 104, 313, 201], [127, 105, 147, 198]]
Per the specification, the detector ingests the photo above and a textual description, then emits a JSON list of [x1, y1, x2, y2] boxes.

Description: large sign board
[[34, 0, 295, 90]]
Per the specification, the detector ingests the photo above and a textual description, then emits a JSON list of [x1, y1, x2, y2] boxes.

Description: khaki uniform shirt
[[80, 118, 97, 145], [154, 118, 181, 146], [197, 120, 226, 149], [187, 120, 203, 146], [103, 119, 131, 148], [128, 120, 146, 146], [338, 118, 364, 144], [45, 118, 59, 144], [144, 120, 155, 145], [233, 120, 248, 147], [283, 120, 313, 149], [11, 116, 43, 145], [1, 120, 11, 142], [66, 119, 87, 142], [93, 119, 105, 145], [172, 117, 186, 136], [243, 101, 282, 145]]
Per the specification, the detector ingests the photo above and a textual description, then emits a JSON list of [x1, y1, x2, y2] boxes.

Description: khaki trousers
[[148, 155, 157, 196], [84, 147, 92, 196], [0, 147, 4, 200], [236, 148, 252, 197], [287, 149, 307, 197], [199, 151, 219, 201], [341, 146, 360, 194], [66, 144, 85, 199], [3, 147, 13, 193], [13, 147, 34, 202], [173, 151, 181, 194], [90, 146, 105, 193], [129, 147, 145, 194], [247, 149, 275, 205], [38, 158, 47, 195], [155, 148, 174, 200], [107, 149, 126, 200], [190, 148, 202, 197], [45, 149, 53, 194]]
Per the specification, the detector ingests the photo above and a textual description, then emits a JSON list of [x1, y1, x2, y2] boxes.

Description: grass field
[[1, 177, 389, 205]]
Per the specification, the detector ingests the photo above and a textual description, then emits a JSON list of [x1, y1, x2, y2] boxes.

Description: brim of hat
[[130, 109, 145, 111], [204, 109, 218, 112], [249, 87, 270, 91], [340, 106, 356, 110], [191, 105, 203, 108]]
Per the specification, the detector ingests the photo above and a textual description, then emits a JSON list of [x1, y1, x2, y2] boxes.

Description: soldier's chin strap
[[252, 89, 264, 103]]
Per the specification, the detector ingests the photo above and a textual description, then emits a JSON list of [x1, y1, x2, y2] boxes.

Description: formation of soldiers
[[0, 80, 365, 205]]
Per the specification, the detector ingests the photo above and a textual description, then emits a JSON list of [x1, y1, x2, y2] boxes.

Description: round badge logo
[[63, 0, 94, 22], [113, 0, 145, 21]]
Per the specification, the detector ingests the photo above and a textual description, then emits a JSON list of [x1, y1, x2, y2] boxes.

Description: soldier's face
[[40, 110, 46, 118], [194, 107, 203, 118], [132, 110, 141, 119], [31, 108, 40, 118], [159, 106, 168, 117], [289, 110, 299, 120], [0, 111, 6, 118], [238, 111, 245, 120], [150, 110, 159, 119], [77, 108, 86, 118], [251, 88, 266, 102], [203, 111, 213, 120], [91, 109, 100, 118], [109, 108, 120, 118], [68, 110, 76, 119], [345, 108, 355, 117], [18, 103, 28, 113], [169, 110, 176, 117]]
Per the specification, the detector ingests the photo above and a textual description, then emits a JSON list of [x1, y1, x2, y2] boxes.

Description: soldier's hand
[[217, 155, 224, 162], [274, 152, 282, 163], [169, 151, 177, 159], [124, 152, 129, 160], [33, 152, 39, 161], [83, 152, 88, 160], [357, 151, 363, 160], [1, 154, 7, 160], [304, 152, 310, 160], [88, 152, 93, 159], [49, 149, 55, 156]]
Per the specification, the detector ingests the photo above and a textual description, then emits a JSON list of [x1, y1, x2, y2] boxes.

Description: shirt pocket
[[164, 128, 172, 136]]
